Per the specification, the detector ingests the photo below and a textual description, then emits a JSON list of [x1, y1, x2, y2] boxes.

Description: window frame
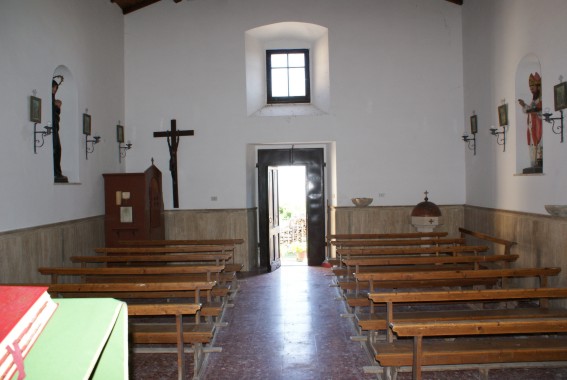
[[266, 49, 311, 104]]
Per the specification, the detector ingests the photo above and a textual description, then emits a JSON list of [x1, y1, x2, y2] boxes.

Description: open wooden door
[[258, 148, 325, 271], [267, 166, 281, 271]]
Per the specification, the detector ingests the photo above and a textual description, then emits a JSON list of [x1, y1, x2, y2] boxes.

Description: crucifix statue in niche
[[52, 75, 68, 183], [153, 119, 194, 208]]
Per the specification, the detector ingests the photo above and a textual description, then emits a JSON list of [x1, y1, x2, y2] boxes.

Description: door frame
[[257, 148, 325, 271]]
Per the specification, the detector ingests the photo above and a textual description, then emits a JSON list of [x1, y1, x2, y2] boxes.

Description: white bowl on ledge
[[545, 205, 567, 217], [351, 198, 373, 207]]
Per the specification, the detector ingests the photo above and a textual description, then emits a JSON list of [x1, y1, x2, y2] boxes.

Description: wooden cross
[[153, 119, 194, 208]]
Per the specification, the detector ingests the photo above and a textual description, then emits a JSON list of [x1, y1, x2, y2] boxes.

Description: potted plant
[[290, 241, 307, 262]]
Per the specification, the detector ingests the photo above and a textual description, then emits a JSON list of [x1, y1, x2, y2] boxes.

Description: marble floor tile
[[132, 265, 567, 380]]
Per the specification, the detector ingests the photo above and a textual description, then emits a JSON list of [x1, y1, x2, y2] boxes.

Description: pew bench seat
[[372, 336, 567, 373], [127, 303, 203, 379], [130, 321, 216, 345], [358, 307, 567, 341], [381, 318, 567, 380]]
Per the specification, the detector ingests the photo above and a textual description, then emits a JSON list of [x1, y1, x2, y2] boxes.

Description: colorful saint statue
[[518, 72, 543, 168]]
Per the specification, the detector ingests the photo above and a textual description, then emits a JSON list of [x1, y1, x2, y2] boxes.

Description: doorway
[[257, 148, 325, 272], [277, 166, 307, 266]]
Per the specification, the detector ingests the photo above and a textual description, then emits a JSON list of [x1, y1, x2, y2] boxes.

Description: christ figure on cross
[[153, 119, 194, 208]]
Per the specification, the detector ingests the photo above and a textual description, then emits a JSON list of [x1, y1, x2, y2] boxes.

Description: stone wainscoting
[[0, 216, 105, 283], [334, 205, 464, 236], [464, 205, 567, 292], [164, 208, 258, 271], [2, 205, 566, 287], [0, 208, 258, 283]]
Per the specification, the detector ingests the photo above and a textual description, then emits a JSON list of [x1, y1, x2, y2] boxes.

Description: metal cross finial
[[424, 190, 429, 201]]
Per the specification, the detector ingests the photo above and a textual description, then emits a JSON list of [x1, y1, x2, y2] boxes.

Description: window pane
[[271, 54, 288, 68], [288, 53, 305, 68], [289, 68, 306, 96], [271, 68, 289, 97]]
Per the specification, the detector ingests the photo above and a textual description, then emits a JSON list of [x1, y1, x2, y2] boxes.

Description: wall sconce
[[116, 123, 132, 163], [489, 125, 507, 152], [119, 142, 132, 162], [30, 91, 53, 154], [85, 135, 101, 159], [491, 103, 508, 152], [462, 113, 478, 155], [34, 122, 53, 154], [83, 112, 100, 159], [543, 109, 564, 142], [542, 81, 567, 143]]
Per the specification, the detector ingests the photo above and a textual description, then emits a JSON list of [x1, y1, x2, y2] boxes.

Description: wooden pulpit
[[103, 164, 165, 247]]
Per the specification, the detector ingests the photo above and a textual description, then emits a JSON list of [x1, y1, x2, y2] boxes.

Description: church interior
[[3, 0, 567, 378]]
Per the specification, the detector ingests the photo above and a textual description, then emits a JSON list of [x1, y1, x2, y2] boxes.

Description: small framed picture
[[30, 96, 41, 123], [120, 206, 133, 223], [83, 113, 91, 135], [116, 125, 124, 143], [498, 104, 508, 127], [470, 114, 478, 134], [554, 82, 567, 111]]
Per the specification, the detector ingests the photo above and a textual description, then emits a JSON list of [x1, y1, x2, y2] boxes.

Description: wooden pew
[[386, 317, 567, 380], [337, 244, 489, 259], [364, 287, 567, 343], [332, 237, 465, 248], [69, 253, 236, 300], [342, 254, 519, 308], [39, 265, 224, 283], [340, 253, 518, 279], [328, 232, 449, 241], [336, 245, 491, 294], [117, 239, 245, 273], [48, 281, 214, 379], [95, 245, 235, 257], [94, 246, 242, 286], [355, 267, 561, 294], [331, 237, 467, 275], [39, 265, 227, 321], [326, 232, 449, 266], [71, 253, 232, 265], [96, 244, 236, 281], [128, 303, 201, 380], [119, 239, 244, 246], [459, 227, 517, 256]]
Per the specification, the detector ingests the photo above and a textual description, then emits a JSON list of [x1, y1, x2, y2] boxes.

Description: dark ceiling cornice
[[111, 0, 182, 15], [112, 0, 461, 15]]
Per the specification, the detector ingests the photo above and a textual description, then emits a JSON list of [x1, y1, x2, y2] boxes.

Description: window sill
[[252, 103, 326, 117]]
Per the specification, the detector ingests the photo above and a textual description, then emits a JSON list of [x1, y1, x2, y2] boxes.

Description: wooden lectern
[[103, 164, 165, 247]]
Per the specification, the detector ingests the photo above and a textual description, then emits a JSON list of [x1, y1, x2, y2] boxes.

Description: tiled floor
[[132, 265, 567, 380]]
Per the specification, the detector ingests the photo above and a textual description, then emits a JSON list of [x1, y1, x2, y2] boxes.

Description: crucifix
[[153, 119, 194, 208]]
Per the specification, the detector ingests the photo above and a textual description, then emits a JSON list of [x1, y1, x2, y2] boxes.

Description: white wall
[[124, 0, 465, 210], [462, 0, 567, 215], [0, 0, 125, 232]]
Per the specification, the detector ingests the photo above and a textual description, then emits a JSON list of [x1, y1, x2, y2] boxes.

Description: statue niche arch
[[52, 65, 79, 183]]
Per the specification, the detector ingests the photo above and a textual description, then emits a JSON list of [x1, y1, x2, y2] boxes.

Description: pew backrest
[[70, 253, 232, 266], [119, 239, 244, 247], [39, 265, 225, 284], [344, 254, 518, 271], [459, 227, 517, 256]]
